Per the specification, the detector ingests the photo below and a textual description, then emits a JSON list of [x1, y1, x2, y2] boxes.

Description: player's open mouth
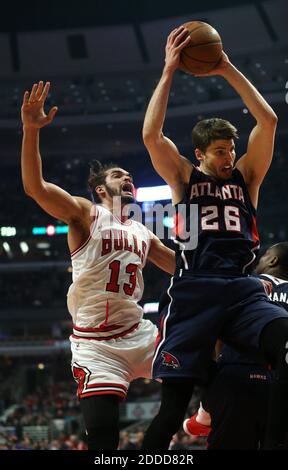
[[222, 166, 232, 174], [121, 183, 134, 195]]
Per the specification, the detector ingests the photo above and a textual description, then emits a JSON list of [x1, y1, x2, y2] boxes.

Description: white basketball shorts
[[71, 319, 157, 400]]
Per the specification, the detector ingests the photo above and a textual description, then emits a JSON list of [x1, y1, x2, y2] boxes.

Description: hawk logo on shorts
[[161, 351, 180, 369]]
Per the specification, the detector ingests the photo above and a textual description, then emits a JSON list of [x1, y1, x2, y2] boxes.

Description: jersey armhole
[[70, 204, 99, 257]]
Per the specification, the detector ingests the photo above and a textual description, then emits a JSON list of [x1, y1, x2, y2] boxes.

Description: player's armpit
[[144, 133, 193, 188], [236, 118, 277, 187]]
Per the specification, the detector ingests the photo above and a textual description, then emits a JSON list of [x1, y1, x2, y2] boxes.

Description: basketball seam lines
[[181, 50, 221, 64], [185, 41, 222, 49], [187, 24, 212, 36]]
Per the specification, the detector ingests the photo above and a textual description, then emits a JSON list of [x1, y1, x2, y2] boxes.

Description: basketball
[[179, 21, 222, 75]]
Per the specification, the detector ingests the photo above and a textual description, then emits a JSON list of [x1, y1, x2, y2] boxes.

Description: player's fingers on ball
[[176, 34, 191, 51], [174, 28, 189, 46], [168, 28, 178, 42], [175, 25, 186, 37], [170, 26, 183, 39]]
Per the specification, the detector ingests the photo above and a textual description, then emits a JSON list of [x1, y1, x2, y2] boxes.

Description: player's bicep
[[145, 134, 192, 187], [29, 182, 89, 224], [236, 122, 276, 185]]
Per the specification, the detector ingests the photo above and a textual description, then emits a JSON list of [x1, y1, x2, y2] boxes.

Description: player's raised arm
[[199, 53, 277, 206], [21, 81, 91, 224], [142, 27, 192, 196]]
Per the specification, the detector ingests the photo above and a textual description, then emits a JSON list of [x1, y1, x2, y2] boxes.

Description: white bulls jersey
[[67, 205, 152, 341]]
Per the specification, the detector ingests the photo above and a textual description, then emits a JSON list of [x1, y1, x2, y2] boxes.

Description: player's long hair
[[192, 118, 238, 153], [88, 160, 118, 203]]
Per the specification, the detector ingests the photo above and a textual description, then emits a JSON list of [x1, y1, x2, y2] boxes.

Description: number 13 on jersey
[[106, 260, 138, 296]]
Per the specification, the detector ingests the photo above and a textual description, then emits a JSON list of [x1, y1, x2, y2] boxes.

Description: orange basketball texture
[[179, 21, 222, 74]]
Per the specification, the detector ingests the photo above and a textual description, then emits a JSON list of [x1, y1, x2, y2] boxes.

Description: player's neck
[[265, 268, 288, 281], [102, 200, 130, 223], [199, 163, 217, 179]]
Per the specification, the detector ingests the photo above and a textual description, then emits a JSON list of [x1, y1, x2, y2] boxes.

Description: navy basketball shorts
[[152, 274, 288, 382], [207, 363, 274, 449]]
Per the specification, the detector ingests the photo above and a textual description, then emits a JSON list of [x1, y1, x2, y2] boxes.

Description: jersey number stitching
[[201, 205, 241, 232], [106, 260, 138, 296]]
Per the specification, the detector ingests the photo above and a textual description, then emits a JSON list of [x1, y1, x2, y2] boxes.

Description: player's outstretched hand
[[21, 81, 58, 129], [164, 26, 191, 73]]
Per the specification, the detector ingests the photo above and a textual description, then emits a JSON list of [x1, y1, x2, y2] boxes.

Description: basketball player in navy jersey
[[184, 242, 288, 449], [20, 81, 176, 450], [141, 26, 288, 450]]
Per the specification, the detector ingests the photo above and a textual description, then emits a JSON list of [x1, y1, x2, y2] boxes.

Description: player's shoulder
[[130, 217, 148, 232], [73, 196, 93, 211], [259, 273, 288, 286]]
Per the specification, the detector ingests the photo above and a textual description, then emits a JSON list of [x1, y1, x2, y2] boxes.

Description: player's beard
[[105, 183, 135, 204], [202, 156, 233, 180]]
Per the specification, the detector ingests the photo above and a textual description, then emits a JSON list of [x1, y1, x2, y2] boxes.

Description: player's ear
[[95, 185, 105, 197], [195, 148, 203, 162], [268, 255, 278, 267]]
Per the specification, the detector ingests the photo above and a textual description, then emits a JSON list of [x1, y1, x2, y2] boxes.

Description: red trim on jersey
[[86, 382, 127, 391], [79, 390, 126, 399], [251, 215, 259, 244], [71, 322, 139, 341], [71, 235, 92, 257], [112, 214, 132, 226], [73, 322, 123, 333]]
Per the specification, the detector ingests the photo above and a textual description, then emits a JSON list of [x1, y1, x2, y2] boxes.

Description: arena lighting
[[36, 242, 50, 249], [0, 226, 16, 237], [32, 225, 68, 236], [136, 185, 171, 202], [20, 241, 29, 254], [2, 242, 11, 253], [56, 225, 68, 234], [163, 216, 175, 228], [32, 227, 46, 235], [46, 225, 56, 236], [143, 302, 159, 314]]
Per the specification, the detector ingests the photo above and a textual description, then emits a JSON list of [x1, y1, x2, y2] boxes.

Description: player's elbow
[[262, 110, 278, 127], [142, 129, 162, 149], [23, 182, 34, 197], [143, 129, 154, 146], [268, 111, 278, 125], [23, 181, 45, 199]]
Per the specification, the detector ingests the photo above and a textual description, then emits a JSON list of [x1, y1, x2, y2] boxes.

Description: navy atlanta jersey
[[259, 274, 288, 308], [175, 166, 259, 275]]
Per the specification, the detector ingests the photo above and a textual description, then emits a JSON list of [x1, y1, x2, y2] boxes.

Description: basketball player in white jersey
[[21, 81, 176, 450]]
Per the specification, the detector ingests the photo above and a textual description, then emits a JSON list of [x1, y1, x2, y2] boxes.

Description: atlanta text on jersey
[[190, 182, 245, 202]]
